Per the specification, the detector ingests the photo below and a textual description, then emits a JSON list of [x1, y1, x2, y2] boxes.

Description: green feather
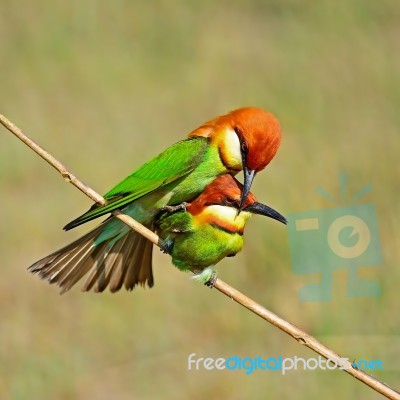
[[64, 137, 209, 230], [157, 211, 194, 233], [156, 211, 244, 272], [104, 137, 209, 199]]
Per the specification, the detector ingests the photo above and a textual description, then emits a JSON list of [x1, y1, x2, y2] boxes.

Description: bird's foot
[[160, 202, 189, 214], [204, 273, 218, 288], [191, 266, 217, 288], [160, 237, 174, 254]]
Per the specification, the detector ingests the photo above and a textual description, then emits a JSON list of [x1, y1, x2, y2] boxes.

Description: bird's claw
[[160, 202, 189, 214], [204, 272, 217, 288], [160, 238, 174, 254], [191, 266, 217, 288]]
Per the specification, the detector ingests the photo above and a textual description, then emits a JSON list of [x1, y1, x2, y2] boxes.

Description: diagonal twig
[[0, 114, 162, 248], [1, 114, 399, 400]]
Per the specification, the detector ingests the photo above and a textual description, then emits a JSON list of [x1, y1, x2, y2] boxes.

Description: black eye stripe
[[204, 200, 238, 208], [233, 126, 248, 153], [233, 126, 242, 136]]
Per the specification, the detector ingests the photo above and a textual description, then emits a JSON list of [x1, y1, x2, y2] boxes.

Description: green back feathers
[[104, 137, 209, 199], [64, 137, 209, 230]]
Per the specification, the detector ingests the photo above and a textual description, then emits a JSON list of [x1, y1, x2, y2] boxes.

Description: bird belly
[[170, 227, 244, 272]]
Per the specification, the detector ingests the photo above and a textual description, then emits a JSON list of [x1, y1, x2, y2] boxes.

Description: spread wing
[[64, 137, 209, 230]]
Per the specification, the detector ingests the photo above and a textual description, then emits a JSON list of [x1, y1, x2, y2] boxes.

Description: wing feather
[[64, 137, 208, 230]]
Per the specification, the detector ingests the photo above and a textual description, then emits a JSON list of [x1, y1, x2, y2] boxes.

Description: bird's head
[[188, 175, 287, 230], [189, 107, 282, 209]]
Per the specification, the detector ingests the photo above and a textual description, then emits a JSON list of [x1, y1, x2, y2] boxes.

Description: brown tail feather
[[29, 223, 154, 294], [123, 235, 154, 290], [108, 234, 137, 292]]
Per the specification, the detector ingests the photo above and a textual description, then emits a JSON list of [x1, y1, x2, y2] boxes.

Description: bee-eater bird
[[30, 175, 286, 292], [156, 175, 287, 283], [29, 107, 282, 292]]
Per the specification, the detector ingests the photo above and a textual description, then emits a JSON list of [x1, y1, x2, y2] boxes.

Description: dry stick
[[1, 114, 398, 400], [215, 282, 398, 398], [0, 115, 162, 249]]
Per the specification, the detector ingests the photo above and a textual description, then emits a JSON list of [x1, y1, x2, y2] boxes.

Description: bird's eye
[[224, 198, 237, 206], [241, 140, 248, 153]]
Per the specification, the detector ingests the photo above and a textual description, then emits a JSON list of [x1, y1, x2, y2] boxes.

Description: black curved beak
[[239, 165, 256, 210], [244, 202, 287, 225]]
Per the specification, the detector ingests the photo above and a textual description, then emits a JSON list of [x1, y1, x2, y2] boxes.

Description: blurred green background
[[1, 1, 399, 399]]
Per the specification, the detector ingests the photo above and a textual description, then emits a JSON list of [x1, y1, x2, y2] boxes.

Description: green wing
[[64, 137, 209, 230], [156, 211, 194, 234]]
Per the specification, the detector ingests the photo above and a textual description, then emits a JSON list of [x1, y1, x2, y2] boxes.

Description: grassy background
[[1, 1, 399, 399]]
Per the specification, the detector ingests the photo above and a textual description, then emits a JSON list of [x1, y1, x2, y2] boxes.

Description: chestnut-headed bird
[[156, 175, 287, 283], [30, 175, 286, 292], [64, 107, 281, 230], [29, 107, 282, 292]]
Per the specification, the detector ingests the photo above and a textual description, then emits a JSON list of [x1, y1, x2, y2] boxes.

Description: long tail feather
[[29, 222, 154, 294], [124, 235, 154, 290]]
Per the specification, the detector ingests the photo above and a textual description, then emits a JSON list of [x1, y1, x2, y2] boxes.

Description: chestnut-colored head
[[189, 107, 282, 208], [229, 107, 282, 172], [189, 107, 281, 172], [187, 175, 255, 216], [187, 174, 287, 227], [187, 175, 256, 235]]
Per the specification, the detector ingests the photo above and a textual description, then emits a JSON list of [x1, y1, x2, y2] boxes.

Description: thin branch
[[0, 114, 163, 249], [215, 280, 398, 398], [1, 114, 399, 400]]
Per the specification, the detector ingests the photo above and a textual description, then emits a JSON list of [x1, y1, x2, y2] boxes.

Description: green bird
[[29, 107, 282, 292], [156, 174, 287, 283]]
